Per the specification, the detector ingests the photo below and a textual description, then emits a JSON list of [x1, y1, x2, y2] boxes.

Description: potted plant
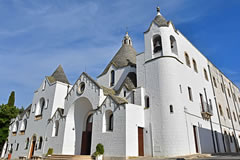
[[45, 148, 53, 157], [93, 143, 104, 160]]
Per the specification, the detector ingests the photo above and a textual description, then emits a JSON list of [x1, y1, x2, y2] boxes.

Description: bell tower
[[144, 7, 178, 62]]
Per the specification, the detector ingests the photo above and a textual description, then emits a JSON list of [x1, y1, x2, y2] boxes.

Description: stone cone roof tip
[[98, 34, 137, 77], [50, 65, 70, 84]]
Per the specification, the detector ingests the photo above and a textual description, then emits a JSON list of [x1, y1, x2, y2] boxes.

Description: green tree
[[7, 91, 15, 107], [0, 91, 22, 154]]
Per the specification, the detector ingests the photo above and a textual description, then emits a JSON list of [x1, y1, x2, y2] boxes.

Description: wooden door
[[29, 139, 36, 158], [81, 115, 93, 155], [193, 125, 199, 153], [138, 127, 144, 156]]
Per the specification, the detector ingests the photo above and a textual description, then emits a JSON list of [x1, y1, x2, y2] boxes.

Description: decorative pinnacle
[[157, 6, 160, 15]]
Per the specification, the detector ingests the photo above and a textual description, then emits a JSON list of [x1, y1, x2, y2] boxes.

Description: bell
[[154, 40, 162, 53]]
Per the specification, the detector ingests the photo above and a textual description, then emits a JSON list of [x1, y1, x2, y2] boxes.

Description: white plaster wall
[[125, 104, 144, 156], [97, 64, 136, 91], [91, 98, 126, 157], [5, 78, 68, 159], [62, 73, 101, 155]]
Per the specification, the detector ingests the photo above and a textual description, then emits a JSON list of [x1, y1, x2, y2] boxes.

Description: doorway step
[[47, 154, 92, 160]]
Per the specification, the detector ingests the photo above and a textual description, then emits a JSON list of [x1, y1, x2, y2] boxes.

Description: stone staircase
[[47, 154, 92, 160]]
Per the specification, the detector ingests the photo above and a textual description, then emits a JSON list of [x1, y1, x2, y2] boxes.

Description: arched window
[[124, 91, 126, 97], [204, 69, 209, 81], [109, 114, 113, 131], [38, 137, 43, 149], [170, 35, 178, 55], [145, 96, 150, 108], [213, 77, 217, 88], [226, 108, 230, 119], [192, 59, 198, 72], [219, 105, 223, 116], [110, 70, 115, 87], [233, 112, 237, 122], [103, 110, 113, 132], [153, 35, 162, 53], [20, 119, 27, 132], [185, 52, 191, 67], [12, 121, 19, 133], [35, 98, 45, 117], [25, 138, 29, 149], [52, 120, 59, 137]]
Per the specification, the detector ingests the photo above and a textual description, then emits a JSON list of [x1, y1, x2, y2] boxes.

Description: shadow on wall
[[197, 127, 239, 154]]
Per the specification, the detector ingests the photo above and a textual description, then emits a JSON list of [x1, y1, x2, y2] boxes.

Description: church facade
[[2, 7, 240, 159]]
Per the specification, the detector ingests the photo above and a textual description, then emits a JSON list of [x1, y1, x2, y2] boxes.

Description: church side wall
[[91, 103, 126, 157], [125, 104, 144, 157]]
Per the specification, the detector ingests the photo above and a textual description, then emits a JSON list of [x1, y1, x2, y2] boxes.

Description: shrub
[[46, 148, 53, 156], [96, 143, 104, 155]]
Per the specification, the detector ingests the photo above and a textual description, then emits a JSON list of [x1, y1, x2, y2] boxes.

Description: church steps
[[47, 154, 92, 160]]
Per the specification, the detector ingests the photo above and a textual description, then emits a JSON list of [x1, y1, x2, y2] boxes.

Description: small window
[[219, 105, 223, 116], [45, 99, 49, 109], [239, 97, 240, 103], [170, 105, 174, 113], [226, 108, 230, 119], [16, 143, 19, 151], [32, 104, 36, 113], [204, 69, 209, 81], [104, 110, 113, 132], [110, 70, 115, 87], [20, 119, 27, 131], [179, 85, 182, 93], [25, 138, 29, 150], [221, 83, 225, 93], [153, 35, 162, 53], [145, 96, 150, 108], [124, 91, 126, 97], [12, 121, 19, 133], [38, 137, 43, 149], [170, 35, 178, 55], [200, 93, 204, 111], [35, 98, 45, 116], [192, 59, 198, 72], [185, 52, 191, 67], [188, 87, 193, 101], [213, 77, 217, 88], [109, 114, 113, 131], [233, 112, 237, 122], [228, 89, 231, 98], [52, 120, 59, 137], [209, 99, 213, 111], [229, 133, 233, 143]]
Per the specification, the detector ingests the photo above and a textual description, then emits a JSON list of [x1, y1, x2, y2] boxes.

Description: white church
[[2, 7, 240, 159]]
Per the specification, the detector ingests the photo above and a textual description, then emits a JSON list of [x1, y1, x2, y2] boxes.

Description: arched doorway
[[29, 135, 36, 159], [81, 114, 93, 155], [62, 97, 93, 155]]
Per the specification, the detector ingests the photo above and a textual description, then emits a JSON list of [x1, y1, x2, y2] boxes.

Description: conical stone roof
[[47, 65, 70, 84], [98, 33, 137, 77]]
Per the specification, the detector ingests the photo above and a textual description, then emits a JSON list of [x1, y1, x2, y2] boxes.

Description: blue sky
[[0, 0, 240, 108]]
